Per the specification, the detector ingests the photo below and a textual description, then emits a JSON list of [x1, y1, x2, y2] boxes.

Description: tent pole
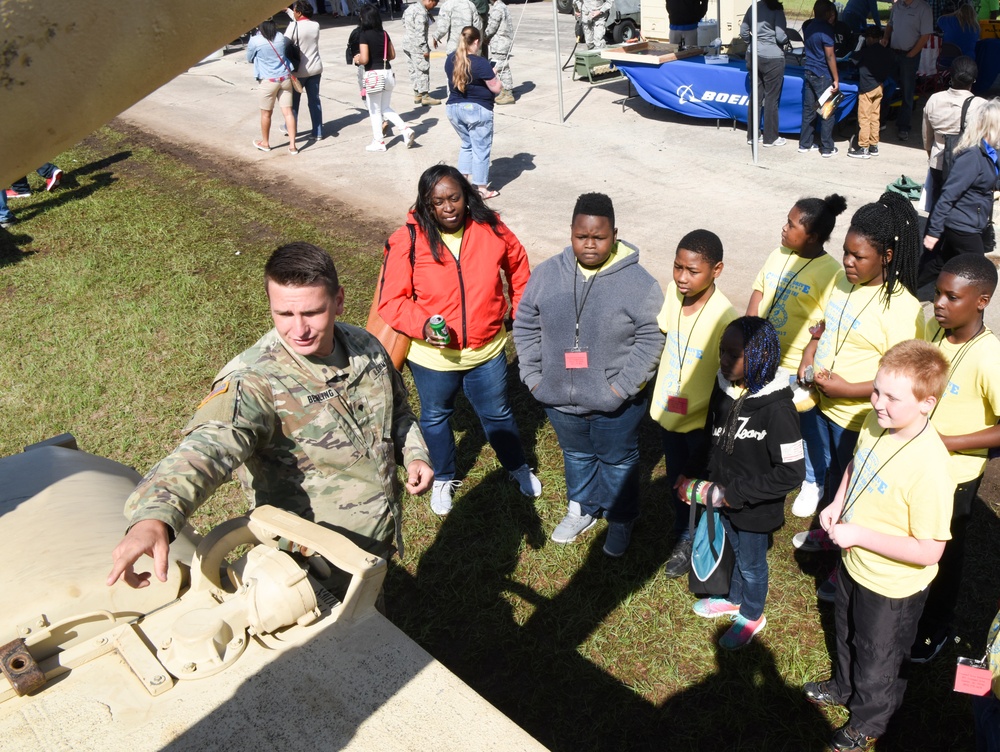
[[554, 0, 566, 123]]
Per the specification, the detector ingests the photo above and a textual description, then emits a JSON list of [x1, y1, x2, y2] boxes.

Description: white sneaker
[[365, 140, 387, 152], [509, 465, 542, 497], [792, 481, 823, 518], [430, 479, 461, 516], [403, 127, 416, 148], [551, 501, 597, 544]]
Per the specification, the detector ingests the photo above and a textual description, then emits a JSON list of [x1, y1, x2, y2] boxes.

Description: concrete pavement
[[120, 2, 997, 326]]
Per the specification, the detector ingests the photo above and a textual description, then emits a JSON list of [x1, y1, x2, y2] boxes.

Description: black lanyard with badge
[[765, 253, 817, 320], [665, 287, 714, 415], [566, 264, 597, 369]]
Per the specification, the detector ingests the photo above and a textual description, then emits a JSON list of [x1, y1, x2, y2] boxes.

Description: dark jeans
[[291, 73, 324, 139], [544, 396, 646, 524], [893, 50, 920, 132], [748, 56, 786, 144], [408, 351, 528, 481], [0, 189, 11, 224], [832, 565, 928, 738], [661, 426, 709, 540], [10, 162, 59, 194], [915, 474, 982, 639], [817, 412, 859, 507], [721, 515, 771, 621], [974, 693, 1000, 752], [918, 227, 988, 298], [799, 71, 835, 153]]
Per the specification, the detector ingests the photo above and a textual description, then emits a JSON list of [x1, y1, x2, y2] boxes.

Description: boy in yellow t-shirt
[[804, 340, 954, 752], [911, 254, 1000, 663], [650, 229, 738, 578]]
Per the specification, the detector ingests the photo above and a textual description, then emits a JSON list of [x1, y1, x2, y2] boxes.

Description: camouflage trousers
[[404, 49, 430, 93], [582, 13, 607, 49], [489, 50, 513, 91]]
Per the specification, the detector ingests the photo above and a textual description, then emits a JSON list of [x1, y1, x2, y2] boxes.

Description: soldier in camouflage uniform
[[403, 0, 442, 105], [432, 0, 483, 54], [485, 0, 515, 104], [107, 242, 433, 590], [573, 0, 613, 49]]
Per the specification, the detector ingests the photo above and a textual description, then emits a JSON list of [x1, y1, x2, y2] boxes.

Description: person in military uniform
[[573, 0, 612, 49], [107, 242, 433, 589], [433, 0, 484, 54], [485, 0, 515, 104], [403, 0, 442, 106]]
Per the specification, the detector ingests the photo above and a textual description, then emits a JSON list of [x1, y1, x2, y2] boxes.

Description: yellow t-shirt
[[842, 411, 954, 598], [926, 321, 1000, 483], [649, 282, 738, 433], [752, 247, 841, 371], [814, 273, 926, 431], [406, 226, 507, 371]]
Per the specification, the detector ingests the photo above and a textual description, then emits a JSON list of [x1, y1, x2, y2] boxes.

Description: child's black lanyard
[[838, 420, 928, 523], [765, 253, 817, 319], [828, 283, 880, 372], [930, 322, 989, 419], [572, 264, 598, 350], [673, 286, 713, 391]]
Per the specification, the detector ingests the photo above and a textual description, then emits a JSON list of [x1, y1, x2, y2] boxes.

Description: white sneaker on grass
[[792, 481, 823, 518], [430, 479, 461, 516], [550, 501, 597, 544], [509, 465, 542, 497]]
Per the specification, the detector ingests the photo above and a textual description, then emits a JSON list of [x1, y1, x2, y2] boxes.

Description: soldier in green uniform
[[107, 242, 433, 589]]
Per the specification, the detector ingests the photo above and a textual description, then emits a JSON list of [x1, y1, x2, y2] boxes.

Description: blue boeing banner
[[615, 56, 858, 133]]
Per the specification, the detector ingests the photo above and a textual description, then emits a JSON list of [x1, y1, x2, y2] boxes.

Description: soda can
[[429, 315, 450, 345]]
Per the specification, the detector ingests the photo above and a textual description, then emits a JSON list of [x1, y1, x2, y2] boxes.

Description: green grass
[[2, 125, 996, 751]]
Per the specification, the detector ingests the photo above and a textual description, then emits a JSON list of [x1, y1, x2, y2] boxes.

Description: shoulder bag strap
[[266, 36, 295, 77], [383, 31, 389, 70], [960, 95, 974, 134], [408, 224, 417, 301]]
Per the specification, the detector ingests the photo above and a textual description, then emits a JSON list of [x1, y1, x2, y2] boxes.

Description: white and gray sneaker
[[792, 481, 823, 518], [430, 479, 461, 516], [550, 501, 597, 544], [510, 464, 542, 497]]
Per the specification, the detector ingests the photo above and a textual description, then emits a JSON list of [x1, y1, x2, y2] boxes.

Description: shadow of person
[[489, 152, 536, 192], [658, 638, 832, 750], [0, 228, 35, 266], [513, 81, 536, 98]]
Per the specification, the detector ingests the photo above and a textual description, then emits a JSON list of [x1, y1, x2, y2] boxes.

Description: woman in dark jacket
[[740, 0, 789, 147], [924, 100, 1000, 259]]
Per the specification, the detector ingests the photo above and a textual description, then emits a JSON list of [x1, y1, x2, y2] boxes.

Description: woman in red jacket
[[377, 165, 541, 516]]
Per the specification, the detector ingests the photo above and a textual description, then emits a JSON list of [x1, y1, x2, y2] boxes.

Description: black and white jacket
[[688, 370, 806, 533]]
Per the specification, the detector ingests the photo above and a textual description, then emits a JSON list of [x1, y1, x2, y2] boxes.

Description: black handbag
[[285, 23, 302, 70], [688, 496, 735, 596]]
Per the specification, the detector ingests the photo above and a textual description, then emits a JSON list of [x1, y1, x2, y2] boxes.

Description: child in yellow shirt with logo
[[804, 339, 954, 752], [651, 230, 738, 578]]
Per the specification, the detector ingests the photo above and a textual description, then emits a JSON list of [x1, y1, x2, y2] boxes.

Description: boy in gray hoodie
[[514, 193, 665, 556]]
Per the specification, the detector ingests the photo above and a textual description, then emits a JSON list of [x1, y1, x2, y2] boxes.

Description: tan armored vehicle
[[0, 437, 547, 750]]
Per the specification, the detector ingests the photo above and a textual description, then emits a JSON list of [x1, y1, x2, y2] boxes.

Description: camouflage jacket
[[434, 0, 484, 52], [402, 2, 431, 55], [485, 1, 514, 54], [124, 324, 429, 557]]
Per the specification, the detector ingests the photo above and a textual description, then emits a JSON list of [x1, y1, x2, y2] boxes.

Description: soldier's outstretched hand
[[107, 519, 171, 588]]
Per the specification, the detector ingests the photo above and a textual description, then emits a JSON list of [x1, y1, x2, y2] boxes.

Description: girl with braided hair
[[679, 316, 805, 649], [794, 191, 926, 601]]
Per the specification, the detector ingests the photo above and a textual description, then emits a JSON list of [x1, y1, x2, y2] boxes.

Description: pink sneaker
[[692, 597, 741, 619], [719, 614, 767, 650]]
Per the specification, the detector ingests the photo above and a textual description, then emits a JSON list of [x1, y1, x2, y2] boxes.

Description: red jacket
[[377, 211, 531, 350]]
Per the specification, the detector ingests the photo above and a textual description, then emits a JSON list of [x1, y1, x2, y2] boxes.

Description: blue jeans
[[799, 407, 827, 487], [408, 351, 527, 481], [445, 102, 494, 186], [661, 427, 708, 540], [292, 74, 323, 139], [799, 71, 835, 154], [816, 412, 859, 503], [893, 50, 920, 132], [0, 189, 11, 224], [721, 515, 770, 621], [11, 163, 59, 194], [544, 397, 646, 524]]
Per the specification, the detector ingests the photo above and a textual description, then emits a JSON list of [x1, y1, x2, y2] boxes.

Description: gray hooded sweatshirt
[[514, 241, 665, 415]]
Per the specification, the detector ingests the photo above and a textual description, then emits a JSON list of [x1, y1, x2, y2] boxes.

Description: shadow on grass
[[10, 172, 119, 226]]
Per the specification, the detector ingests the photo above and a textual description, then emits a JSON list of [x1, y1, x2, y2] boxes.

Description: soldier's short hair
[[265, 242, 340, 297]]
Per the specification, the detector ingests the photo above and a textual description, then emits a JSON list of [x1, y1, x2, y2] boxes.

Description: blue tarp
[[615, 56, 859, 133]]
